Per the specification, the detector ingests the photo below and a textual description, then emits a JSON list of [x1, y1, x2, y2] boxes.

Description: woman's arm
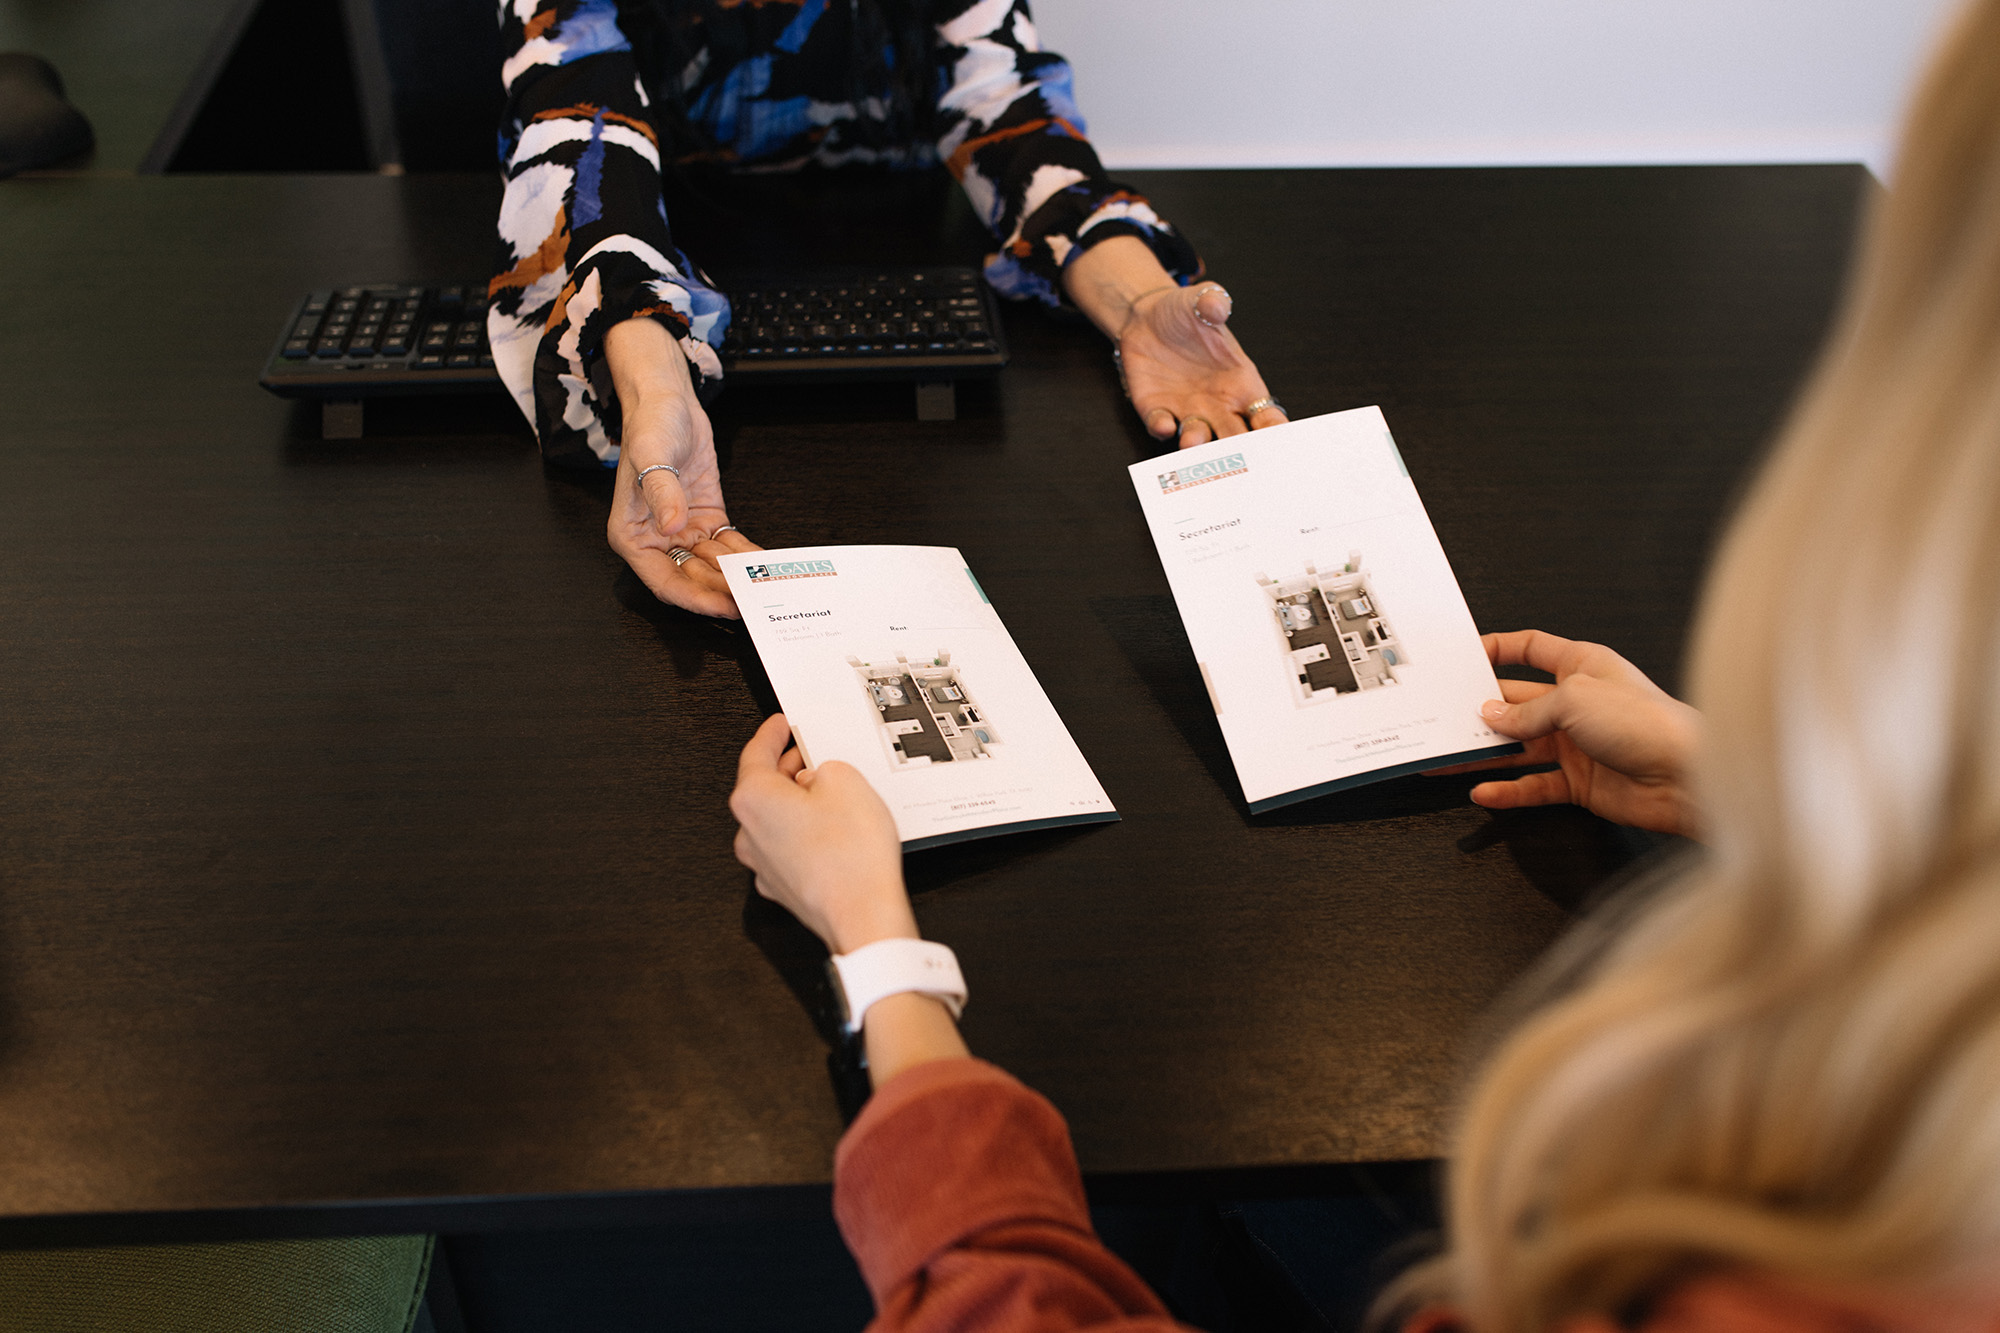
[[729, 714, 973, 1088], [928, 1, 1284, 447], [493, 0, 756, 613], [928, 1, 1197, 308], [729, 716, 1190, 1331]]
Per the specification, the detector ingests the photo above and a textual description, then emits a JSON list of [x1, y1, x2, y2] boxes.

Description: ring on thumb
[[1193, 284, 1232, 329], [641, 470, 687, 538]]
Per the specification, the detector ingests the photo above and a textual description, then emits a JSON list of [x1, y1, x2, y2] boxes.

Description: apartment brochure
[[1128, 406, 1521, 814], [718, 545, 1118, 851]]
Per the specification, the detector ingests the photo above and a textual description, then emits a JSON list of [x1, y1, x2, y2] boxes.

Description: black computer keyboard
[[722, 267, 1005, 372], [259, 266, 1007, 403], [260, 283, 496, 396]]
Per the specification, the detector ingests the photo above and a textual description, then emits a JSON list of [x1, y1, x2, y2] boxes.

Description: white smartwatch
[[826, 938, 967, 1036]]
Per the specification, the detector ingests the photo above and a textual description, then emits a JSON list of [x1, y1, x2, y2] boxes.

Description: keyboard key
[[447, 353, 475, 367], [292, 318, 321, 340], [416, 353, 444, 368], [314, 339, 346, 358], [380, 340, 409, 357], [281, 339, 312, 359], [452, 325, 482, 348]]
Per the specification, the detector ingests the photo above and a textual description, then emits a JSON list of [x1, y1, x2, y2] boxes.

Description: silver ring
[[1194, 284, 1230, 329], [668, 547, 695, 566], [1179, 414, 1217, 439], [635, 463, 681, 485], [712, 525, 740, 537], [1243, 396, 1285, 418]]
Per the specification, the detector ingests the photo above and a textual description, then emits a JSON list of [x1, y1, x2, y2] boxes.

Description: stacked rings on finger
[[635, 463, 681, 484], [669, 547, 696, 566], [1244, 396, 1286, 418]]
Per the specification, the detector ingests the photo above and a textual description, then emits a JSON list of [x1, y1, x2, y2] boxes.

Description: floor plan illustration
[[1257, 554, 1409, 705], [849, 652, 999, 767]]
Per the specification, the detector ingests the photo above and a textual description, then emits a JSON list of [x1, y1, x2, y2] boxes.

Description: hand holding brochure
[[1129, 406, 1521, 813], [719, 545, 1118, 850]]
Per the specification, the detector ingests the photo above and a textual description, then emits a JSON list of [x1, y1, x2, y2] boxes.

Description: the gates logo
[[1157, 453, 1248, 493], [743, 560, 838, 582]]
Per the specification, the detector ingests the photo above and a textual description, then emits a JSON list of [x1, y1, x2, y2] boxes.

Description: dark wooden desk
[[0, 166, 1864, 1244]]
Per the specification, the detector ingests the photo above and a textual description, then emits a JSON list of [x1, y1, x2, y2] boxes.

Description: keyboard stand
[[324, 401, 364, 440], [321, 383, 951, 439], [915, 381, 955, 422]]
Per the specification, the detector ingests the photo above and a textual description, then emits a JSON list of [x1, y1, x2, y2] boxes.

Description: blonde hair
[[1397, 2, 2000, 1325]]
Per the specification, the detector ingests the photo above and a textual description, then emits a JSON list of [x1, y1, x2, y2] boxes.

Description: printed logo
[[744, 560, 838, 582], [1157, 453, 1248, 493]]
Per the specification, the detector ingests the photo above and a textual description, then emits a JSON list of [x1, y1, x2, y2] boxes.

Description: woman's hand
[[730, 714, 917, 955], [1433, 630, 1702, 837], [731, 715, 968, 1085], [1064, 235, 1285, 448], [603, 318, 761, 617]]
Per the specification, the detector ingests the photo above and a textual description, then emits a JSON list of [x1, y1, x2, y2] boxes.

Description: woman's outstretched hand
[[1064, 236, 1286, 448], [1432, 630, 1703, 837], [604, 318, 761, 617], [729, 714, 916, 955]]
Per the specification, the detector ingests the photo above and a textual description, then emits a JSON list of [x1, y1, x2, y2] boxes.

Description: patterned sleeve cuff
[[984, 183, 1206, 309], [489, 40, 731, 467], [491, 228, 731, 471]]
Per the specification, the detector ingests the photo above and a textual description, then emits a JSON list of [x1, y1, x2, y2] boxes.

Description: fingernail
[[1480, 699, 1509, 720]]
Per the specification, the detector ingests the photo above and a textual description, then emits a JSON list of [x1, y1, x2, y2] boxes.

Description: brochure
[[1128, 406, 1521, 813], [719, 545, 1118, 851]]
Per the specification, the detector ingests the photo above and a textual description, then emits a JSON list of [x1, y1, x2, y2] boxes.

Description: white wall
[[1031, 0, 1965, 178]]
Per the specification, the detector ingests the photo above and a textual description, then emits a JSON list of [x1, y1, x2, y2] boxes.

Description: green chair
[[0, 1235, 432, 1333]]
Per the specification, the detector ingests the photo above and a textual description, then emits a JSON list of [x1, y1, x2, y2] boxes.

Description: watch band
[[827, 938, 967, 1036]]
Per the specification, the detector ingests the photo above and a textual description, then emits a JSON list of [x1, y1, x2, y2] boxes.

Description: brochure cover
[[719, 545, 1118, 851], [1128, 406, 1521, 813]]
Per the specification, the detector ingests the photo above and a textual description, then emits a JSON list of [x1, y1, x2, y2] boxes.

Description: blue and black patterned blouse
[[490, 0, 1203, 467]]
